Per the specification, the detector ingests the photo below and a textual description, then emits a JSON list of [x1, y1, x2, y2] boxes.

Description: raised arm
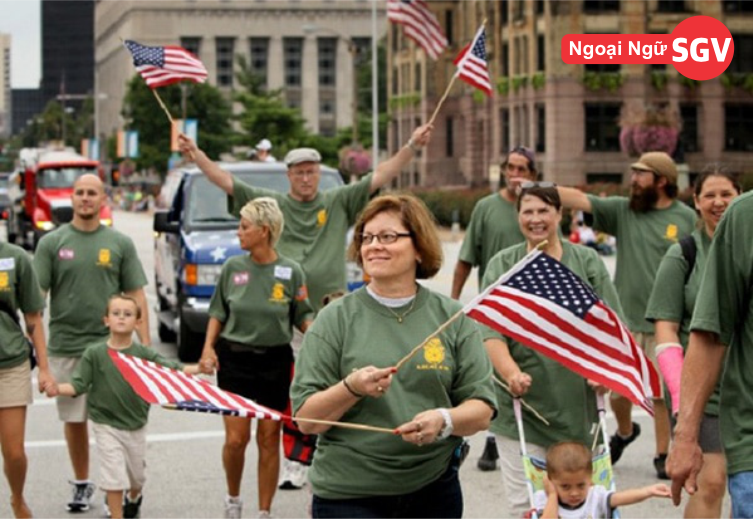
[[177, 133, 234, 194], [370, 124, 433, 193], [451, 260, 473, 300], [557, 186, 593, 213]]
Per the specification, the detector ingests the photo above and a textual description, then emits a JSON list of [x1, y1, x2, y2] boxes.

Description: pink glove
[[656, 343, 684, 416]]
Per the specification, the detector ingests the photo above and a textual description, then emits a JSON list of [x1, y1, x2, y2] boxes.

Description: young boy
[[46, 295, 207, 519], [537, 441, 671, 519]]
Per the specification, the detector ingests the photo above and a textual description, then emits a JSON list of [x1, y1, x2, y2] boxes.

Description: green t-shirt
[[480, 242, 625, 447], [208, 254, 314, 346], [588, 195, 697, 333], [459, 192, 525, 286], [645, 228, 720, 416], [0, 242, 45, 369], [689, 191, 753, 476], [291, 285, 497, 499], [33, 224, 148, 357], [70, 341, 182, 430], [230, 174, 372, 311]]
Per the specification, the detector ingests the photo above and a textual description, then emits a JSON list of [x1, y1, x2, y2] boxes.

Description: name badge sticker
[[0, 258, 15, 270], [274, 266, 293, 280]]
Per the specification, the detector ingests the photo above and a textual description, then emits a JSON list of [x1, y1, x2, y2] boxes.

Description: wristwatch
[[437, 408, 454, 440]]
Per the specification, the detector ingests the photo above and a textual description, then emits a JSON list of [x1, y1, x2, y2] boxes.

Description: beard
[[629, 184, 659, 213]]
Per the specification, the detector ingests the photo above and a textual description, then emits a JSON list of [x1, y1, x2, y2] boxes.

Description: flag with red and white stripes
[[453, 26, 493, 96], [124, 40, 208, 89], [466, 250, 660, 414], [108, 350, 283, 420], [387, 0, 448, 60]]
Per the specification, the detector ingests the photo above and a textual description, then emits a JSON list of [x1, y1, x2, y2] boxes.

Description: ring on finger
[[377, 386, 384, 392], [416, 421, 422, 432]]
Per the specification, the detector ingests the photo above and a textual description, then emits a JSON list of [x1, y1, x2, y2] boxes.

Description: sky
[[0, 0, 41, 88]]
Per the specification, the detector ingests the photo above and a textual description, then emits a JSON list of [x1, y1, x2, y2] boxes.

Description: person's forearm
[[674, 330, 726, 441], [126, 288, 151, 346], [451, 261, 472, 300], [192, 148, 234, 194], [541, 493, 559, 519], [295, 380, 363, 434], [655, 320, 681, 345], [370, 144, 417, 192], [24, 312, 49, 370], [202, 317, 222, 354], [297, 320, 312, 334], [557, 186, 592, 212], [484, 338, 521, 383], [447, 399, 493, 437], [58, 383, 77, 397]]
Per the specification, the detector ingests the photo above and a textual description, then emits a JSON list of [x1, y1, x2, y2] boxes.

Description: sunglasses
[[520, 181, 557, 190]]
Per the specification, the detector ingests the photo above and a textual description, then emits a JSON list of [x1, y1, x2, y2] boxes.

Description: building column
[[268, 36, 283, 91], [302, 34, 319, 133]]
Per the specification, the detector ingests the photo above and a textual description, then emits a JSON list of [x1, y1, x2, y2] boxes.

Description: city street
[[0, 210, 723, 518]]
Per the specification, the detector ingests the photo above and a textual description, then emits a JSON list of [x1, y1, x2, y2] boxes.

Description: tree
[[354, 37, 389, 150], [121, 76, 233, 174]]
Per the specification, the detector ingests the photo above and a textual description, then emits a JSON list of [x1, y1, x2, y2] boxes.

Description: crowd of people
[[1, 128, 752, 519]]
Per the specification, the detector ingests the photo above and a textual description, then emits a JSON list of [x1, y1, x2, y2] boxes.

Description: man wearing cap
[[255, 139, 276, 162], [557, 151, 696, 479], [178, 124, 432, 311]]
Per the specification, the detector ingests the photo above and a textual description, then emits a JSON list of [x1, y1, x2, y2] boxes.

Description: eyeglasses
[[360, 232, 412, 245], [520, 181, 557, 190]]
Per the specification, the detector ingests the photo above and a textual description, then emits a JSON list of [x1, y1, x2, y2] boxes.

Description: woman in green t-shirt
[[647, 167, 741, 519], [291, 194, 496, 518], [200, 197, 314, 519], [481, 184, 622, 517]]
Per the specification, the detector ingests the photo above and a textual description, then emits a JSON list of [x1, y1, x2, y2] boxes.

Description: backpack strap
[[678, 235, 697, 285]]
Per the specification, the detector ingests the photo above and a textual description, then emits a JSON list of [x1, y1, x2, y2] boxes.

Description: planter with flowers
[[618, 105, 680, 157]]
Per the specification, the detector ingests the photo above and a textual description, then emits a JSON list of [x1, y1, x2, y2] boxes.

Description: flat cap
[[284, 148, 321, 167], [631, 152, 678, 184]]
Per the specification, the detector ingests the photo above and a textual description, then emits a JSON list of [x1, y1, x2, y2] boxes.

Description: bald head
[[72, 173, 106, 223], [73, 173, 105, 193]]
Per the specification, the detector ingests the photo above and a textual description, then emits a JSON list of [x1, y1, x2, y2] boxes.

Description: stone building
[[388, 0, 753, 189]]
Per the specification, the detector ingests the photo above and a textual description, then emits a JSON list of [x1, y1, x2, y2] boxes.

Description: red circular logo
[[671, 16, 734, 80]]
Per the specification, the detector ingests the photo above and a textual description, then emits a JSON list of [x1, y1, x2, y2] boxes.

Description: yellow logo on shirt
[[665, 224, 678, 241], [270, 282, 288, 304], [417, 337, 449, 371], [317, 209, 327, 227], [0, 272, 8, 291], [97, 249, 112, 267]]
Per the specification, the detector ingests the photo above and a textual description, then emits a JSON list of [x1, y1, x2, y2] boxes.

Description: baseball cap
[[284, 148, 321, 167], [256, 138, 272, 151], [630, 151, 678, 184]]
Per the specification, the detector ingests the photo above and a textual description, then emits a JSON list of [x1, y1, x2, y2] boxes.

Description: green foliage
[[581, 71, 624, 92], [512, 75, 528, 92], [388, 93, 422, 110], [496, 77, 510, 95], [719, 72, 753, 95], [678, 75, 702, 90], [355, 38, 389, 149], [531, 72, 546, 90], [409, 188, 490, 228], [122, 75, 233, 174], [651, 71, 668, 91], [472, 90, 486, 103]]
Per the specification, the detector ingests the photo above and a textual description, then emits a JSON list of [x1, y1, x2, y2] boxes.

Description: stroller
[[514, 394, 620, 519]]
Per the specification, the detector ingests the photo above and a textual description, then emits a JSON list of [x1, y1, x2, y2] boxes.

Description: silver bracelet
[[406, 138, 420, 154], [437, 408, 454, 440]]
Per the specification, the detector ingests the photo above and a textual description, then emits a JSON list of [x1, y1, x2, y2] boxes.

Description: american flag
[[466, 250, 660, 414], [387, 0, 448, 60], [124, 40, 208, 89], [108, 350, 283, 420], [453, 26, 493, 96]]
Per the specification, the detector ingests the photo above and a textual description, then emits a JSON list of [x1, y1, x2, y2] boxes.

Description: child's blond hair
[[105, 294, 142, 320], [546, 441, 592, 477]]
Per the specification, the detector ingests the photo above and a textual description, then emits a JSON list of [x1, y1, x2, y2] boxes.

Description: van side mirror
[[153, 210, 179, 233]]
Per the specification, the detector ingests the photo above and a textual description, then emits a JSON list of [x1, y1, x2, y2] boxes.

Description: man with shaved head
[[34, 174, 150, 513]]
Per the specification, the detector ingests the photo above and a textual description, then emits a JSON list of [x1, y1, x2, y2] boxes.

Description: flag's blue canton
[[175, 400, 233, 415], [504, 254, 598, 318], [471, 31, 488, 60], [125, 41, 165, 68]]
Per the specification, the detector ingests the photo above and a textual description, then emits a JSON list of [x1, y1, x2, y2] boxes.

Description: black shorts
[[215, 339, 294, 413]]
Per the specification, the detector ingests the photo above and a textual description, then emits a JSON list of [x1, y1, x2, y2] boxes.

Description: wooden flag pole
[[492, 376, 550, 426], [152, 89, 174, 124]]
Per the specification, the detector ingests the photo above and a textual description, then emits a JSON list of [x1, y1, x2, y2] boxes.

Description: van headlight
[[183, 264, 223, 286]]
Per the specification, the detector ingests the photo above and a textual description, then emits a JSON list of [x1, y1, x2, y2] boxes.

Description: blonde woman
[[200, 197, 314, 519]]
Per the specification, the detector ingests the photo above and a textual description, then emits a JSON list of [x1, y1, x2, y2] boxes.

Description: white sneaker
[[257, 511, 273, 519], [278, 459, 307, 490], [224, 496, 242, 519]]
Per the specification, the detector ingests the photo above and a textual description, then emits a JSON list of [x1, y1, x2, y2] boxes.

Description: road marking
[[26, 429, 228, 449]]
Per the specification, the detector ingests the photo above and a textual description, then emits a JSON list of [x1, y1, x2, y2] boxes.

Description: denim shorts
[[729, 471, 753, 518]]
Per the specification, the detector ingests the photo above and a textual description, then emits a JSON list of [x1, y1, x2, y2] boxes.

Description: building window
[[501, 0, 508, 24], [725, 104, 753, 151], [513, 0, 526, 22], [729, 35, 753, 73], [318, 37, 337, 87], [445, 10, 454, 45], [414, 63, 421, 91], [723, 0, 753, 12], [320, 99, 334, 115], [537, 35, 545, 71], [353, 37, 371, 66], [586, 173, 622, 184], [583, 1, 620, 12], [284, 38, 303, 86], [216, 37, 235, 87], [522, 36, 529, 74], [392, 67, 399, 95], [500, 108, 510, 151], [657, 0, 686, 12], [501, 42, 509, 76], [585, 103, 621, 151], [249, 37, 269, 87], [446, 116, 454, 157], [536, 0, 545, 15], [180, 37, 201, 59], [536, 104, 546, 152], [680, 104, 699, 153]]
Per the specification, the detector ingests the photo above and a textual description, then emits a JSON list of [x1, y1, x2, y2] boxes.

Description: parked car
[[0, 172, 10, 219], [154, 161, 366, 361]]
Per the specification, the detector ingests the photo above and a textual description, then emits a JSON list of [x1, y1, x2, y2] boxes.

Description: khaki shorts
[[0, 360, 32, 408], [91, 422, 147, 491], [50, 356, 88, 423]]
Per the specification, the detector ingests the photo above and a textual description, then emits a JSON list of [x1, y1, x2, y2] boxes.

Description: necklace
[[384, 297, 417, 323]]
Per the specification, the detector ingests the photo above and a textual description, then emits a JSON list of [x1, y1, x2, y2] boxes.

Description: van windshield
[[37, 167, 96, 189], [186, 169, 343, 226]]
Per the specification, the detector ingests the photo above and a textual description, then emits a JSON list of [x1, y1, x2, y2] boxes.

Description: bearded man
[[557, 152, 696, 479]]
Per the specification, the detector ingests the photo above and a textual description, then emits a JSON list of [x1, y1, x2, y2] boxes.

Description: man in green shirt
[[34, 174, 150, 513], [178, 124, 433, 312], [668, 191, 753, 517], [557, 152, 696, 478]]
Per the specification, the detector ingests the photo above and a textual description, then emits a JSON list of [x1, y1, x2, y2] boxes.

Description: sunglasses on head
[[520, 181, 556, 190]]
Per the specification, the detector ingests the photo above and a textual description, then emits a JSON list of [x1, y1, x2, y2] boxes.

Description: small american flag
[[453, 26, 493, 96], [124, 40, 208, 89], [109, 350, 283, 420], [466, 250, 660, 414], [387, 0, 448, 60]]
